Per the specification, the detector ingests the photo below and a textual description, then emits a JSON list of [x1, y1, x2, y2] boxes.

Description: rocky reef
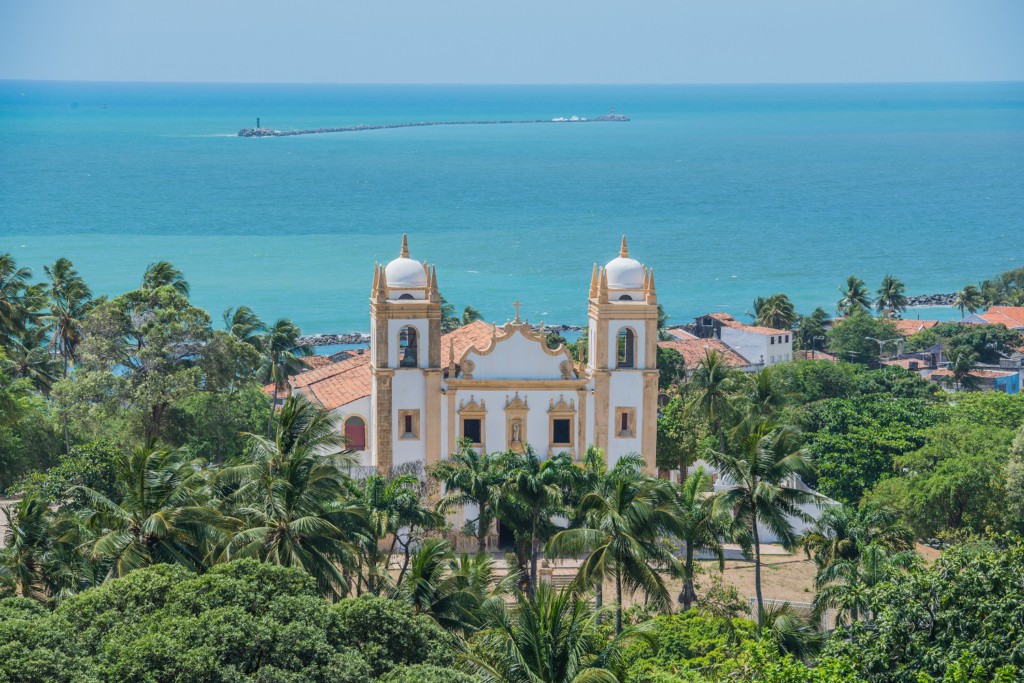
[[906, 293, 957, 307]]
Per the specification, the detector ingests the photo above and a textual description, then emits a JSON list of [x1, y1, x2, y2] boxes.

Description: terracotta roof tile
[[443, 320, 497, 364], [891, 320, 941, 337], [881, 357, 935, 370], [666, 327, 696, 340], [929, 368, 1018, 380], [301, 355, 337, 370], [292, 352, 373, 411], [701, 312, 787, 337], [657, 338, 751, 368], [979, 307, 1024, 328], [793, 350, 840, 363]]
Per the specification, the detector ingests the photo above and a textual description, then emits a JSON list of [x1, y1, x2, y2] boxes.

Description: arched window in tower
[[617, 328, 636, 368], [399, 326, 418, 367], [344, 416, 366, 451]]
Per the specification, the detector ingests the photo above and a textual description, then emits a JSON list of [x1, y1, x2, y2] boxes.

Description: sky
[[1, 0, 1022, 84]]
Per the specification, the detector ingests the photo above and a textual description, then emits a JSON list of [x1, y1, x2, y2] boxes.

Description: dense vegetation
[[4, 255, 1024, 682]]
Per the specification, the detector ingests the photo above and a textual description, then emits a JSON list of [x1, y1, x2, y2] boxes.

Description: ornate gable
[[457, 322, 578, 381]]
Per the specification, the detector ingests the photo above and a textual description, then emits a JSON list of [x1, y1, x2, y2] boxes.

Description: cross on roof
[[513, 300, 522, 323]]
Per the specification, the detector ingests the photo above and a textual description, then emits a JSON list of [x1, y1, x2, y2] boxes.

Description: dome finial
[[619, 235, 629, 258], [400, 233, 410, 258]]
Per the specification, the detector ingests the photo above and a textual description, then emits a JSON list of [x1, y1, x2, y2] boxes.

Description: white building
[[289, 235, 660, 475], [691, 313, 792, 367]]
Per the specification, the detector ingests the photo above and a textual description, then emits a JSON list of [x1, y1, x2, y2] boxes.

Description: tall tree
[[142, 261, 190, 297], [953, 284, 984, 317], [837, 276, 872, 317], [664, 467, 730, 611], [711, 419, 818, 626], [875, 274, 908, 318], [222, 305, 266, 348], [946, 347, 979, 392], [548, 458, 678, 633], [217, 394, 363, 598], [794, 307, 830, 352], [433, 442, 504, 552], [0, 254, 34, 347], [43, 258, 94, 376], [753, 293, 797, 330], [685, 349, 742, 452], [258, 318, 312, 436]]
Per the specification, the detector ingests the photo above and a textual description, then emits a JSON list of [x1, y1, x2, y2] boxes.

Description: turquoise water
[[1, 81, 1022, 333]]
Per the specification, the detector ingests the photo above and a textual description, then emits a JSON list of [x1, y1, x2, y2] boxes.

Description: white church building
[[288, 235, 661, 474]]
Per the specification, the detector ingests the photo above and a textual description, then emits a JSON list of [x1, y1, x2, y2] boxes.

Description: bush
[[378, 664, 479, 683]]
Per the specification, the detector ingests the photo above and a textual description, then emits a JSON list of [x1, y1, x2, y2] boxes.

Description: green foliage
[[826, 310, 900, 364], [161, 383, 270, 463], [379, 665, 479, 683], [13, 441, 120, 503], [658, 346, 688, 390], [804, 396, 944, 504], [0, 560, 455, 683], [0, 369, 63, 492], [906, 322, 1024, 364], [656, 394, 711, 475], [754, 293, 798, 331]]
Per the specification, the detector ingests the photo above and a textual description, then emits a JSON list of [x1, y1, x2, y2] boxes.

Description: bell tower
[[369, 234, 443, 473], [587, 236, 659, 471]]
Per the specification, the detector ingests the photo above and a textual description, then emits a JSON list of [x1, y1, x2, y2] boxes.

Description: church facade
[[289, 235, 660, 473]]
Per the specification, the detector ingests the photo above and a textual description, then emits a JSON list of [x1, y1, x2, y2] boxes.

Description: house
[[928, 368, 1020, 394], [962, 306, 1024, 330], [280, 235, 661, 477], [890, 319, 941, 337], [657, 329, 755, 372], [685, 313, 793, 367]]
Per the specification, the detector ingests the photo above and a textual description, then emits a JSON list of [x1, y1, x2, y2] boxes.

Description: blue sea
[[1, 81, 1022, 334]]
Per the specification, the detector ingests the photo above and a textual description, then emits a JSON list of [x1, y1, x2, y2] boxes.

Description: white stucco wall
[[392, 368, 428, 468], [606, 370, 645, 466], [466, 330, 570, 380], [333, 396, 373, 468], [720, 328, 792, 367]]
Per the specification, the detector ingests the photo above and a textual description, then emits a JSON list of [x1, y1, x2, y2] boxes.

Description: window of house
[[617, 328, 636, 368], [399, 326, 418, 367], [462, 418, 482, 445], [344, 416, 366, 451], [785, 334, 789, 343], [398, 409, 420, 440], [770, 336, 775, 345], [552, 418, 571, 445], [615, 407, 636, 438]]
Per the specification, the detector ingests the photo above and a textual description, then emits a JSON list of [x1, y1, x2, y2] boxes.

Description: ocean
[[1, 81, 1022, 334]]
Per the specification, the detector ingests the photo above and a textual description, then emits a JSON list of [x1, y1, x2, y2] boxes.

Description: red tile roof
[[704, 312, 787, 337], [793, 350, 840, 363], [291, 351, 373, 411], [891, 320, 941, 337], [929, 368, 1018, 380], [881, 357, 935, 370], [301, 355, 337, 370], [657, 337, 751, 368], [666, 327, 696, 340], [443, 320, 497, 364], [978, 307, 1024, 328]]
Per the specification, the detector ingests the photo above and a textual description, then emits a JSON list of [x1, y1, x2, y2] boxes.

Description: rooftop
[[891, 319, 941, 337], [929, 368, 1018, 380], [657, 337, 751, 368], [703, 312, 788, 337], [976, 306, 1024, 328], [793, 350, 840, 363]]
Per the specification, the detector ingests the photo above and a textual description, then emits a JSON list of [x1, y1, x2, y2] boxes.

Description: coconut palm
[[258, 318, 313, 436], [464, 582, 653, 683], [745, 367, 790, 420], [710, 419, 819, 627], [547, 459, 678, 633], [4, 326, 59, 394], [875, 274, 908, 318], [759, 602, 824, 661], [433, 441, 505, 552], [75, 445, 221, 578], [0, 495, 54, 600], [396, 539, 516, 636], [753, 293, 797, 330], [685, 349, 742, 451], [813, 542, 918, 626], [800, 503, 912, 573], [664, 467, 730, 611], [142, 260, 190, 297], [461, 305, 484, 326], [953, 284, 984, 317], [946, 347, 979, 392], [43, 258, 94, 375], [836, 276, 872, 317], [217, 394, 364, 598], [0, 254, 34, 347], [222, 305, 266, 347], [501, 448, 574, 596]]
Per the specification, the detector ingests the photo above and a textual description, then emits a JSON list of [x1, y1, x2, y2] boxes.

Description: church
[[288, 235, 660, 473]]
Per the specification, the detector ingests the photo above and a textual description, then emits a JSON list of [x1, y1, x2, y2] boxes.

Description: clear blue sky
[[2, 0, 1022, 84]]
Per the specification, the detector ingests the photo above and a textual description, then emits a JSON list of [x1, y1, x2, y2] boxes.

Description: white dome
[[385, 257, 427, 288], [384, 234, 428, 288], [604, 236, 644, 290], [604, 257, 645, 290]]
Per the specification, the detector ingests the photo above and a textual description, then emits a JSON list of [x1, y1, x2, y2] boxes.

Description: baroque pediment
[[458, 322, 579, 381]]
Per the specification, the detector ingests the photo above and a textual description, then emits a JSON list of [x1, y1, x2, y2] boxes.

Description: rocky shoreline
[[298, 324, 585, 348], [906, 293, 957, 307]]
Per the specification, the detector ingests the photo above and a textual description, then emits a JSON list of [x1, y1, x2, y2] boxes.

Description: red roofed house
[[963, 306, 1024, 330], [657, 329, 755, 372], [689, 313, 793, 368], [891, 319, 941, 337]]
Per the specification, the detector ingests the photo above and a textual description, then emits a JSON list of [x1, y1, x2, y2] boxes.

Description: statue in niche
[[511, 420, 522, 444]]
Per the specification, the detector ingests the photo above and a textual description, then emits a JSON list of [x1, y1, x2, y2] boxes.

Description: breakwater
[[239, 113, 629, 137], [906, 293, 957, 307]]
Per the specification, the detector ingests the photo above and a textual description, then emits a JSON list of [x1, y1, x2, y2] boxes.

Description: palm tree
[[746, 367, 789, 420], [217, 394, 363, 598], [461, 305, 483, 326], [0, 253, 34, 347], [548, 459, 678, 634], [464, 582, 652, 683], [836, 276, 871, 317], [753, 293, 797, 330], [43, 258, 94, 376], [946, 347, 979, 392], [813, 542, 917, 626], [875, 274, 908, 318], [75, 445, 220, 578], [396, 539, 515, 636], [794, 308, 830, 352], [759, 602, 823, 661], [665, 468, 730, 611], [953, 284, 983, 317], [685, 349, 741, 452], [710, 419, 819, 627], [258, 318, 313, 436], [0, 495, 53, 600], [800, 503, 912, 573], [502, 448, 573, 596], [4, 326, 59, 394], [142, 260, 190, 297], [222, 305, 266, 347], [433, 441, 504, 552]]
